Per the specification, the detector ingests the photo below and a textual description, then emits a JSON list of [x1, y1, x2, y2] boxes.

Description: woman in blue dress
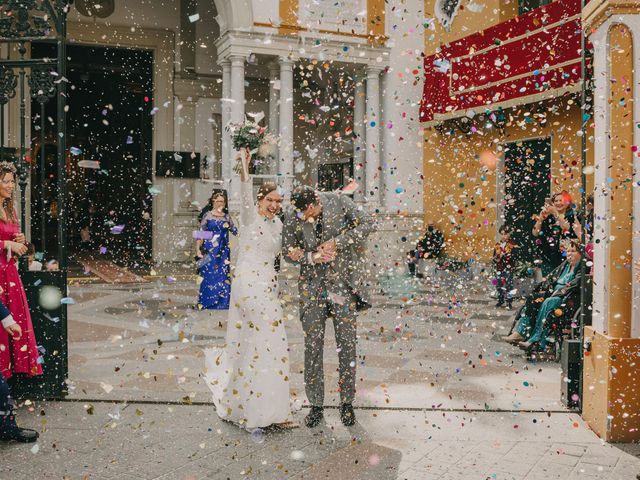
[[196, 190, 237, 309]]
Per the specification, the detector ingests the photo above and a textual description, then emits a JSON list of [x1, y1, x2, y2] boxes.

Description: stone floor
[[3, 269, 639, 479], [65, 269, 564, 411], [1, 401, 638, 480]]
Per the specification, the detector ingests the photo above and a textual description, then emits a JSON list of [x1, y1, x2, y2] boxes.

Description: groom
[[283, 186, 373, 427]]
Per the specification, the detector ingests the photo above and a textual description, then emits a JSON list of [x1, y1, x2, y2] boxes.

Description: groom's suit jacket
[[282, 192, 374, 306]]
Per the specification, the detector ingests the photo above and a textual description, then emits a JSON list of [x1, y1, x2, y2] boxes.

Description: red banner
[[420, 0, 582, 123]]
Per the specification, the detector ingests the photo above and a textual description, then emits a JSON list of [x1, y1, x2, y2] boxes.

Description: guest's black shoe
[[495, 301, 504, 308], [305, 406, 324, 428], [340, 403, 356, 426], [0, 415, 39, 443]]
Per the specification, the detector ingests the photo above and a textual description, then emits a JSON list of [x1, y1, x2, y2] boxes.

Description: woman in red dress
[[0, 162, 41, 380]]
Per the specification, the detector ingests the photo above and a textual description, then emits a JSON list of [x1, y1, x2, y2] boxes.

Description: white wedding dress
[[203, 178, 291, 429]]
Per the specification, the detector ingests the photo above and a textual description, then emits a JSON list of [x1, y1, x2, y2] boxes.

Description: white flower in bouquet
[[258, 133, 278, 159], [229, 116, 278, 174]]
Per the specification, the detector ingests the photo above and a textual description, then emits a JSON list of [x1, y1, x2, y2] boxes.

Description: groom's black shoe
[[340, 403, 356, 426], [305, 406, 324, 428]]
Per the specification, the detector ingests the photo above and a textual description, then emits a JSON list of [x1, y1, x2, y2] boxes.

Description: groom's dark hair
[[291, 185, 319, 212]]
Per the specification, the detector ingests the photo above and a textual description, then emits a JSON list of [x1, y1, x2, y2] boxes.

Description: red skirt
[[0, 261, 42, 379]]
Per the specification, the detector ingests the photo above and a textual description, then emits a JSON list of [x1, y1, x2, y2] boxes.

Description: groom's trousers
[[300, 290, 358, 407]]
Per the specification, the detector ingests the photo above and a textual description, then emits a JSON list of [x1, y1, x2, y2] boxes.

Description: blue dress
[[198, 214, 237, 309]]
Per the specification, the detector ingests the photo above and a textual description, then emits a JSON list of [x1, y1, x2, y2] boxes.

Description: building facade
[[420, 0, 639, 441], [1, 0, 426, 268], [421, 0, 593, 263]]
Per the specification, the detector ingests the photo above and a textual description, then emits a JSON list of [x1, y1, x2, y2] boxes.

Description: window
[[518, 0, 552, 15]]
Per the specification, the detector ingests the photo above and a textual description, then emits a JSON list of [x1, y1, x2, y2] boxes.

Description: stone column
[[365, 66, 383, 206], [353, 79, 366, 203], [268, 62, 280, 175], [380, 68, 389, 209], [220, 60, 232, 183], [228, 55, 246, 205], [279, 57, 294, 196]]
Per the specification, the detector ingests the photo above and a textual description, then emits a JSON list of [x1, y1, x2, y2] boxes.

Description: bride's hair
[[256, 182, 277, 201]]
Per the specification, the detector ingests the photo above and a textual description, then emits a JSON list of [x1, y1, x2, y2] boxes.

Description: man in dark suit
[[283, 186, 374, 428], [0, 301, 38, 443]]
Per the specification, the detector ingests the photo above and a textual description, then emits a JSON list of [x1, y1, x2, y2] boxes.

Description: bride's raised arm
[[238, 148, 254, 226]]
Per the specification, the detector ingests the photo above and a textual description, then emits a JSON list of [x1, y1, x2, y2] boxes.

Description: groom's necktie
[[314, 212, 323, 244]]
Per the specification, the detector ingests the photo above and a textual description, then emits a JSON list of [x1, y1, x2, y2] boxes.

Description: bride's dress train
[[203, 179, 291, 429]]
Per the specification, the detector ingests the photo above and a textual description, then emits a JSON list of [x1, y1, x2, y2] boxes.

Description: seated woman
[[503, 240, 583, 351]]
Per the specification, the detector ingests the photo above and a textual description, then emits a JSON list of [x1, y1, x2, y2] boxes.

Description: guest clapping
[[532, 191, 576, 276]]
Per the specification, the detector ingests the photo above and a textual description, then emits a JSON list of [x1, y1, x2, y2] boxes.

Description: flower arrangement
[[227, 114, 277, 174]]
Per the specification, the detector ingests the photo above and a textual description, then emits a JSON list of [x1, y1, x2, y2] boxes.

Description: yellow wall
[[607, 24, 634, 337], [423, 98, 594, 262], [583, 328, 640, 442], [423, 0, 518, 56]]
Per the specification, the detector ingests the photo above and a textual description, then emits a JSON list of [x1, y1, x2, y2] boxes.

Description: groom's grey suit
[[283, 192, 374, 406]]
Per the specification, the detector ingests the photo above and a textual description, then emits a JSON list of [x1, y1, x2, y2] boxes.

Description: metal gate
[[0, 0, 70, 399]]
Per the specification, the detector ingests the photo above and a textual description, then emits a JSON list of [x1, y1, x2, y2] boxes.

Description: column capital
[[279, 56, 294, 69], [219, 59, 231, 68], [228, 54, 248, 66], [366, 65, 384, 78]]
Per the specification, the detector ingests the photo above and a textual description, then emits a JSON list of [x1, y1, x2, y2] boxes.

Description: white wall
[[381, 0, 424, 215], [195, 0, 222, 75], [252, 0, 280, 26]]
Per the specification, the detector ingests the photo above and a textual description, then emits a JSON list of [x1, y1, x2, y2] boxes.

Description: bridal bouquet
[[227, 113, 277, 174]]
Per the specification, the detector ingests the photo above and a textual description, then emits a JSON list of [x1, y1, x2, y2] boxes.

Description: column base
[[582, 326, 640, 442]]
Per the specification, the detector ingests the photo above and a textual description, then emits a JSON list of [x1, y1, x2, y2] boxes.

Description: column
[[353, 79, 365, 203], [606, 24, 633, 339], [380, 68, 389, 209], [268, 62, 280, 175], [279, 57, 294, 195], [365, 66, 383, 206], [229, 55, 246, 205], [220, 60, 232, 183]]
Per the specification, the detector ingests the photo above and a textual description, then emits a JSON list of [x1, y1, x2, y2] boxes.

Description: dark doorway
[[30, 44, 154, 268], [318, 160, 353, 192], [502, 138, 551, 266]]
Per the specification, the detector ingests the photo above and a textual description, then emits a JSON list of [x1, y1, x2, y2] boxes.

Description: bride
[[203, 149, 302, 430]]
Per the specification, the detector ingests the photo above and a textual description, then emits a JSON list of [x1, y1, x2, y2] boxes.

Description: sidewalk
[[1, 401, 638, 479]]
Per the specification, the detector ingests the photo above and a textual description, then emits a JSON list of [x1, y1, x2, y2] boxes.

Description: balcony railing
[[420, 0, 583, 125]]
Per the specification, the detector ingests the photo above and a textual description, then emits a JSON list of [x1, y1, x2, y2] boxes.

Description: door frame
[[67, 22, 176, 263], [496, 135, 553, 242]]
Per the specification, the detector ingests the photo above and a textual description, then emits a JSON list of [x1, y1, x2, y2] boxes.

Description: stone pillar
[[268, 62, 280, 175], [220, 60, 232, 183], [581, 1, 640, 443], [365, 66, 383, 206], [228, 55, 246, 205], [278, 57, 294, 196], [353, 79, 366, 203], [380, 68, 389, 209]]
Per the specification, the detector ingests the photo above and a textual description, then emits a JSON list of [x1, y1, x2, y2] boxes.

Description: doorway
[[502, 137, 551, 266], [30, 44, 154, 268], [318, 159, 353, 192]]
